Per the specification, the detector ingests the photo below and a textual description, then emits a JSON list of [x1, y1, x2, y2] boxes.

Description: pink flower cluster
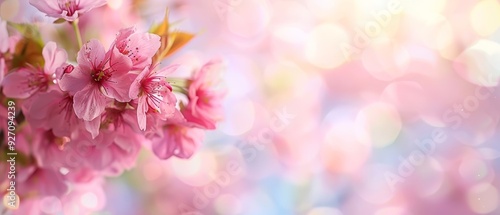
[[0, 1, 224, 212]]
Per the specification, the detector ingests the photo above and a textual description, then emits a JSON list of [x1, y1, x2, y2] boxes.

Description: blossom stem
[[167, 78, 189, 88], [72, 20, 83, 49], [171, 85, 188, 95]]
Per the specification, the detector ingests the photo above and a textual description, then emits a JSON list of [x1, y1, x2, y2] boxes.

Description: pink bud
[[64, 65, 74, 74]]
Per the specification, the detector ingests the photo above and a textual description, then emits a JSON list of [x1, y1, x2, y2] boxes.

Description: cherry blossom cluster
[[0, 0, 223, 212]]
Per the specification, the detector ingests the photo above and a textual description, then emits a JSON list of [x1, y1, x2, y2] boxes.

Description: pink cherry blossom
[[84, 102, 139, 138], [181, 59, 225, 129], [64, 128, 141, 176], [113, 27, 161, 70], [27, 89, 80, 137], [31, 129, 71, 169], [15, 166, 69, 197], [129, 65, 179, 130], [2, 42, 67, 98], [29, 0, 107, 22], [0, 6, 226, 211], [59, 39, 133, 121], [151, 125, 205, 159], [0, 128, 69, 198]]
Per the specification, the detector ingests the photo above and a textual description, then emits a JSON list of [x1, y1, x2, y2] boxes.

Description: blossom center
[[141, 77, 172, 111], [142, 77, 170, 94], [91, 70, 110, 83], [59, 0, 78, 16], [28, 72, 49, 92]]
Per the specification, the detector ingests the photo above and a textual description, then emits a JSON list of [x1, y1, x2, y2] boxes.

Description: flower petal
[[124, 32, 161, 70], [152, 126, 204, 159], [2, 69, 37, 98], [76, 0, 107, 14], [77, 39, 107, 70], [43, 41, 68, 75], [137, 96, 148, 131], [29, 0, 61, 17], [109, 47, 132, 76], [84, 115, 101, 138], [129, 66, 150, 99], [73, 85, 108, 121], [58, 66, 91, 94], [154, 64, 180, 77], [101, 73, 133, 102]]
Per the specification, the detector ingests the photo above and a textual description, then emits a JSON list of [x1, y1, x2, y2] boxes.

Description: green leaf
[[7, 22, 44, 47], [53, 18, 66, 24], [11, 38, 44, 69]]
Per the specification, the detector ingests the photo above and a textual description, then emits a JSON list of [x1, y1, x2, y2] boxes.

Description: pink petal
[[101, 73, 133, 102], [86, 146, 113, 170], [124, 32, 161, 70], [28, 90, 61, 120], [24, 90, 60, 130], [152, 126, 204, 159], [2, 69, 37, 99], [29, 0, 61, 17], [156, 91, 177, 118], [113, 27, 136, 49], [154, 64, 180, 77], [122, 109, 141, 132], [129, 66, 150, 99], [51, 113, 79, 137], [58, 66, 91, 94], [197, 59, 225, 83], [43, 41, 68, 75], [76, 0, 107, 13], [77, 39, 107, 70], [73, 85, 108, 121], [21, 168, 68, 197], [165, 109, 187, 125], [84, 115, 101, 138], [152, 135, 177, 159], [137, 96, 148, 131], [109, 47, 132, 76]]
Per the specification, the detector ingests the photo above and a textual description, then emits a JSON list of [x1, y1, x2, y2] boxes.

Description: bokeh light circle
[[470, 0, 500, 36], [361, 37, 410, 81], [467, 183, 499, 214], [305, 23, 349, 69], [80, 192, 99, 209], [0, 0, 19, 21], [172, 151, 218, 186], [354, 164, 395, 204], [356, 102, 402, 148], [39, 196, 62, 214], [459, 158, 494, 184]]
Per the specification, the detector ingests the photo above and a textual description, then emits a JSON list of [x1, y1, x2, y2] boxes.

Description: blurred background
[[2, 0, 500, 214]]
